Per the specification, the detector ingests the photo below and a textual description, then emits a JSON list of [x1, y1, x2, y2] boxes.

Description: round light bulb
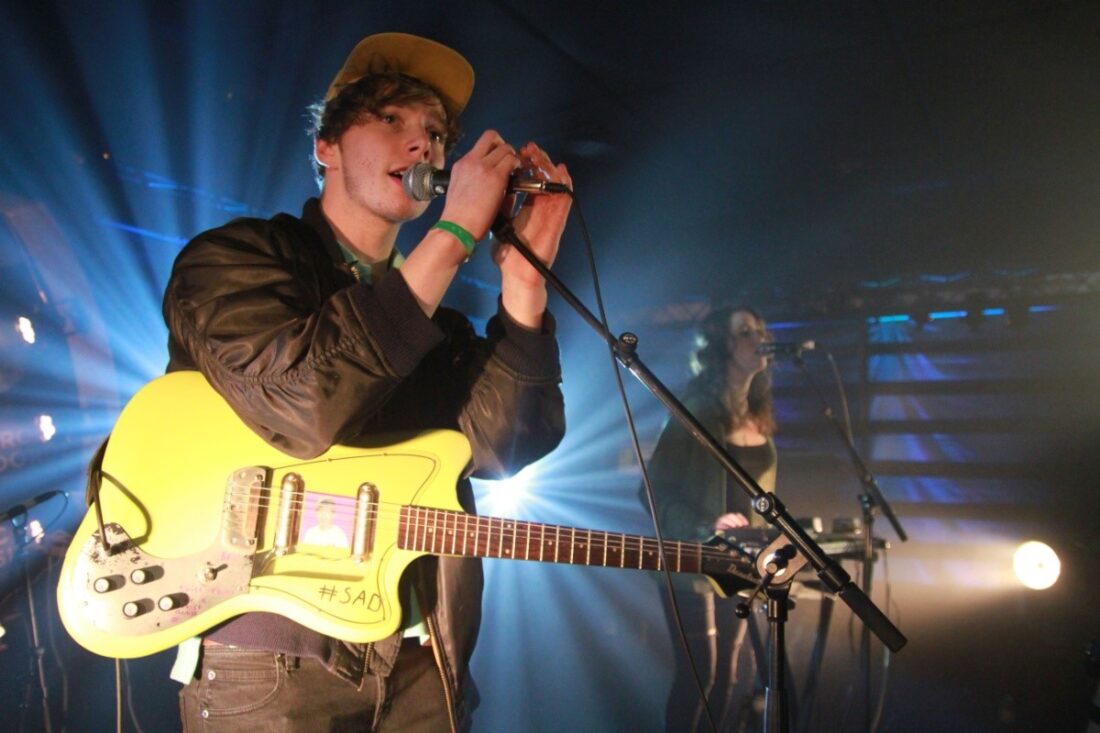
[[1013, 541, 1060, 590]]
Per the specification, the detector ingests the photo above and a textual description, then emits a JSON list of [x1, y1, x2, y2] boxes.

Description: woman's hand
[[714, 512, 751, 531]]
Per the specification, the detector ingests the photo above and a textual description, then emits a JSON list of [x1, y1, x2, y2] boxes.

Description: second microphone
[[403, 162, 572, 202]]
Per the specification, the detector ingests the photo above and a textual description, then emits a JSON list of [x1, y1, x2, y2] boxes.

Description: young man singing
[[167, 32, 572, 732]]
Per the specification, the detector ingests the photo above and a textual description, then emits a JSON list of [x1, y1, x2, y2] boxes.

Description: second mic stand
[[491, 215, 907, 733], [790, 350, 908, 732]]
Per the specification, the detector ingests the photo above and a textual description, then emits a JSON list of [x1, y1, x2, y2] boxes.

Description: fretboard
[[398, 505, 719, 574]]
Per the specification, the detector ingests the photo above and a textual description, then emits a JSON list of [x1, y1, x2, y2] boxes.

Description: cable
[[568, 194, 719, 733]]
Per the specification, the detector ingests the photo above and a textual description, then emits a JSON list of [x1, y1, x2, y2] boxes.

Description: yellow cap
[[325, 33, 475, 119]]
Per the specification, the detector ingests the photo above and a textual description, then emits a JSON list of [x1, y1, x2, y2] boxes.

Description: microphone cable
[[564, 192, 721, 733]]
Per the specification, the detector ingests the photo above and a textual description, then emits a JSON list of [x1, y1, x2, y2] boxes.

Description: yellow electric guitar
[[58, 371, 755, 659]]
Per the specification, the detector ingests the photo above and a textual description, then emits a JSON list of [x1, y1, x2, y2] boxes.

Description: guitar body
[[58, 371, 472, 658]]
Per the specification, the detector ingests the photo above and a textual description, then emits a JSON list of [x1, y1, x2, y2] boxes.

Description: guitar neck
[[399, 505, 713, 574]]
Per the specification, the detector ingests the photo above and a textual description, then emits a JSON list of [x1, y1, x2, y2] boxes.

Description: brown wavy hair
[[307, 72, 463, 184], [687, 305, 776, 436]]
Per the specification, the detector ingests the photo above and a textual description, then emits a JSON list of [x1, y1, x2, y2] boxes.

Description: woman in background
[[643, 304, 777, 731]]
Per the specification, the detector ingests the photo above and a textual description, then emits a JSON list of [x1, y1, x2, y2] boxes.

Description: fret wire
[[437, 508, 446, 555], [463, 512, 471, 556], [474, 513, 482, 557]]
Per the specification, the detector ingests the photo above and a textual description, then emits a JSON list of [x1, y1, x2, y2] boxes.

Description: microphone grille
[[402, 163, 436, 202]]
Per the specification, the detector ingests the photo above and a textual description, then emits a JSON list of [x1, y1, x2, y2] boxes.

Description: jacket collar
[[300, 197, 346, 267], [300, 197, 404, 284]]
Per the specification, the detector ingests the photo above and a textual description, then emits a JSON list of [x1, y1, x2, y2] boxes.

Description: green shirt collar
[[336, 241, 405, 284]]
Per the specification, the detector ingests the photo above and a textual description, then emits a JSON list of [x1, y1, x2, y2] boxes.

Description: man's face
[[317, 99, 449, 224]]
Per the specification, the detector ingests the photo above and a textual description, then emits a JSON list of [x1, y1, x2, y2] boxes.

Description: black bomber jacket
[[162, 198, 565, 729]]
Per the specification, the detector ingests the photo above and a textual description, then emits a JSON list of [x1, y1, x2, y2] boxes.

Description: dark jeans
[[179, 640, 452, 732], [663, 588, 763, 733]]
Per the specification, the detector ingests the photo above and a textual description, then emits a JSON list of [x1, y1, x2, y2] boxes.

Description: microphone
[[0, 490, 66, 523], [403, 163, 571, 202], [757, 340, 816, 358]]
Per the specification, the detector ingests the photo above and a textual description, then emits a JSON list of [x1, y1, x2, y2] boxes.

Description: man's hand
[[494, 142, 572, 328]]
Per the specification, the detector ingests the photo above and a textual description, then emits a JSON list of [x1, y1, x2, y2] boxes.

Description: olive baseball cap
[[324, 33, 475, 120]]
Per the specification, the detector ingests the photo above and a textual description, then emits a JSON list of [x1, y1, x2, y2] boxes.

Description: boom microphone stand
[[490, 214, 907, 733]]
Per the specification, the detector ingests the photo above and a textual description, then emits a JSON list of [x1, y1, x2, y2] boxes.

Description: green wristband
[[431, 220, 478, 258]]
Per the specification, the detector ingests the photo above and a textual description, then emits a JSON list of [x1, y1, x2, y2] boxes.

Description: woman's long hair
[[687, 305, 776, 436]]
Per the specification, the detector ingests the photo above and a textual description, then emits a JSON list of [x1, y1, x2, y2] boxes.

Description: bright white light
[[37, 414, 57, 442], [16, 316, 36, 344], [481, 465, 539, 517], [1013, 541, 1060, 590], [0, 622, 5, 640], [28, 519, 45, 544]]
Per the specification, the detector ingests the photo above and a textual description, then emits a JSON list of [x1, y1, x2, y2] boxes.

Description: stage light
[[479, 465, 539, 517], [877, 313, 910, 324], [1013, 541, 1060, 590], [37, 414, 56, 442], [28, 519, 45, 543], [16, 316, 36, 344]]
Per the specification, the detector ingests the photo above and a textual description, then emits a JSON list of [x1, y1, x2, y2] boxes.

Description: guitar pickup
[[222, 466, 268, 554], [350, 483, 379, 563]]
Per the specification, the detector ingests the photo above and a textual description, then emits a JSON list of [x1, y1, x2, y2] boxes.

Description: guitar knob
[[158, 594, 187, 611], [130, 568, 150, 584], [93, 576, 118, 593], [122, 601, 144, 618]]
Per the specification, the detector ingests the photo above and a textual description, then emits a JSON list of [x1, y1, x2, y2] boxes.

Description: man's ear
[[314, 137, 338, 171]]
